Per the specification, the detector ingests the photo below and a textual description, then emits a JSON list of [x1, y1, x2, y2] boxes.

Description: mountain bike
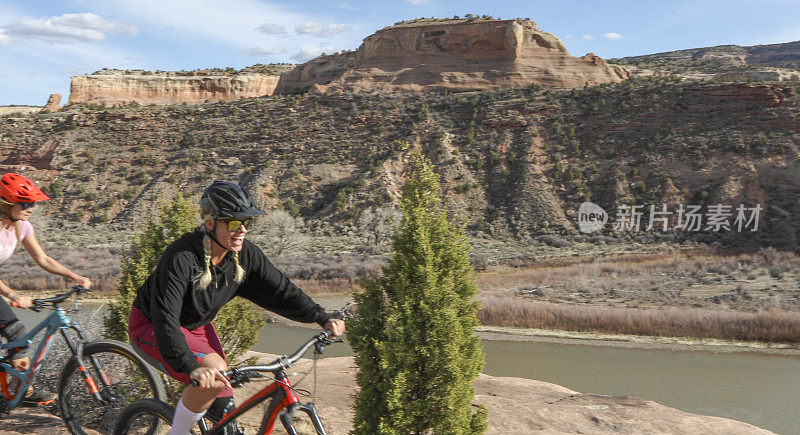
[[1, 285, 166, 434], [114, 330, 344, 435]]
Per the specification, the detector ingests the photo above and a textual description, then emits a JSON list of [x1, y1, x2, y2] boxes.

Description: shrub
[[349, 150, 487, 434]]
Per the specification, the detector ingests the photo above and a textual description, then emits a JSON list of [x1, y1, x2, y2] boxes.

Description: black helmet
[[200, 181, 265, 219]]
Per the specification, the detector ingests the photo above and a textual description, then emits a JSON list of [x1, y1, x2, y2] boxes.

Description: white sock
[[169, 398, 206, 435]]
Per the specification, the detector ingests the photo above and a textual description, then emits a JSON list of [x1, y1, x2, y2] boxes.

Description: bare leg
[[181, 353, 228, 412], [169, 353, 229, 435]]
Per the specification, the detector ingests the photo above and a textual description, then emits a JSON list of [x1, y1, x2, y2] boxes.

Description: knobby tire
[[58, 340, 166, 434]]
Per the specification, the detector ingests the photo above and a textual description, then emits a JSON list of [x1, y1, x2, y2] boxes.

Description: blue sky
[[1, 0, 799, 105]]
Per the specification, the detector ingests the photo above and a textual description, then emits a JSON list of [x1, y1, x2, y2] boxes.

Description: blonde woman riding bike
[[127, 181, 344, 435]]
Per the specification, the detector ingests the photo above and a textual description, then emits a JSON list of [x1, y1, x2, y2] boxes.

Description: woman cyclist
[[0, 173, 93, 406], [128, 181, 345, 435]]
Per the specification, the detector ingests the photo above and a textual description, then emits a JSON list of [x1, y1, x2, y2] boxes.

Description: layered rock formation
[[65, 19, 628, 105], [68, 71, 281, 106], [276, 18, 630, 94]]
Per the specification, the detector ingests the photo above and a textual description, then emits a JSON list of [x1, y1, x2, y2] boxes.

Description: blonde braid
[[233, 250, 246, 283], [195, 234, 214, 290]]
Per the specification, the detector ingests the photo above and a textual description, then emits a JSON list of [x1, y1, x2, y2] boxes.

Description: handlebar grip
[[189, 369, 233, 387]]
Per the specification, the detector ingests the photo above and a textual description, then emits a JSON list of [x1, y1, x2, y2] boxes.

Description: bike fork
[[280, 402, 326, 435], [60, 326, 107, 404]]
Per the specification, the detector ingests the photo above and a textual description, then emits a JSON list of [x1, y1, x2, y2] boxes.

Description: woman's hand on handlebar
[[189, 366, 231, 390], [72, 276, 92, 289], [9, 294, 32, 309], [324, 318, 345, 338]]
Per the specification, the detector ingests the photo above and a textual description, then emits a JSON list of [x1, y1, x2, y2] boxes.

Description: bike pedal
[[21, 391, 57, 407]]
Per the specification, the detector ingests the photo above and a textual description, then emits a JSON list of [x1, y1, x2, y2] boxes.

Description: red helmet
[[0, 173, 50, 203]]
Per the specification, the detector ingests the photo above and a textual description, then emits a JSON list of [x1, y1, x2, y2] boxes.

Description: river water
[[15, 306, 798, 434], [255, 324, 798, 435]]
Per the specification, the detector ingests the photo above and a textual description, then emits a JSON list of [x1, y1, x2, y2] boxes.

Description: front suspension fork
[[280, 402, 326, 435], [60, 325, 111, 404]]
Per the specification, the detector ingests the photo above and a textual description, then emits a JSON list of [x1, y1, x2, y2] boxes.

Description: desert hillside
[[2, 78, 798, 253], [612, 40, 800, 81]]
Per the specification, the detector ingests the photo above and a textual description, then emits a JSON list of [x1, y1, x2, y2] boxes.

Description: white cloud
[[581, 34, 594, 40], [256, 23, 286, 35], [240, 47, 287, 56], [405, 0, 430, 4], [99, 0, 305, 50], [602, 32, 623, 41], [291, 45, 336, 62], [0, 31, 11, 46], [295, 22, 349, 36], [3, 13, 137, 43], [563, 35, 574, 40]]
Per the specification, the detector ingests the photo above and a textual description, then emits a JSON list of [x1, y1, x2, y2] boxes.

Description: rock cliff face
[[68, 72, 281, 106], [276, 19, 630, 93]]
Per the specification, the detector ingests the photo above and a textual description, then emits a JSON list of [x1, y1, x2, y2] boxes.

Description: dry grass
[[4, 247, 121, 292], [478, 295, 800, 343], [478, 248, 800, 312], [6, 248, 382, 295], [294, 277, 359, 294]]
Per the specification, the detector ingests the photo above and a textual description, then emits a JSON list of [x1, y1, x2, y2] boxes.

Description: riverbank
[[11, 247, 800, 345], [258, 293, 800, 356], [476, 325, 800, 356], [23, 290, 800, 356]]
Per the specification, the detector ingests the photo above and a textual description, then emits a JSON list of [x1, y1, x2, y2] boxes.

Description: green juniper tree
[[349, 150, 487, 434], [104, 193, 265, 393]]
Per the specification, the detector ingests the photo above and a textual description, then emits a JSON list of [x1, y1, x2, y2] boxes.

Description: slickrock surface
[[276, 19, 630, 94], [0, 353, 773, 434], [232, 354, 772, 435]]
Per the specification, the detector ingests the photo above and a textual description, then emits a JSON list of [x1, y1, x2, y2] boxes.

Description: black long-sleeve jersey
[[132, 226, 330, 375]]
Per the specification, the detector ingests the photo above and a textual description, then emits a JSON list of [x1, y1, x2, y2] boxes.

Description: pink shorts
[[128, 305, 232, 398]]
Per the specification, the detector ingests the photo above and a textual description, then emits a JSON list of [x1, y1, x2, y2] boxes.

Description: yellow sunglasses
[[218, 218, 252, 232]]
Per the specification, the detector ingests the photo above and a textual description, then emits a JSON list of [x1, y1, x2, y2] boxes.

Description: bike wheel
[[58, 339, 166, 434], [113, 398, 174, 435], [114, 398, 214, 435]]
